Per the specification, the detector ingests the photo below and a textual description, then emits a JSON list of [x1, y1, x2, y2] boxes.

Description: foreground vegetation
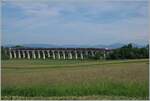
[[1, 59, 149, 100], [2, 81, 148, 99]]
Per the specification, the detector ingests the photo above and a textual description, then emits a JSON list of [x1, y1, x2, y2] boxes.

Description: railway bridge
[[8, 48, 111, 60]]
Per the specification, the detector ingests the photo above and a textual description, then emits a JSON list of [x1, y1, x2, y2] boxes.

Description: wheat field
[[1, 59, 149, 100]]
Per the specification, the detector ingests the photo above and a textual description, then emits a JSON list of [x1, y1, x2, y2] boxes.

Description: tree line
[[105, 43, 149, 60], [1, 43, 149, 60], [84, 43, 149, 60]]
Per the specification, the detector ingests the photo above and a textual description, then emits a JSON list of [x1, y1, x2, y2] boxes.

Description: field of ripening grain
[[1, 59, 149, 100]]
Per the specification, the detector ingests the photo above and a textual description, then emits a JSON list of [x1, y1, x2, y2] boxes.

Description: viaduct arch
[[8, 48, 111, 60]]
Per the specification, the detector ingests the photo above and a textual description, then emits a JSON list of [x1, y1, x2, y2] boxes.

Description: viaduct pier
[[8, 48, 111, 60]]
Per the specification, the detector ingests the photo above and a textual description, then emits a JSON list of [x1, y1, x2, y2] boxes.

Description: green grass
[[1, 59, 149, 100], [2, 59, 148, 69], [2, 81, 148, 98], [2, 95, 148, 100]]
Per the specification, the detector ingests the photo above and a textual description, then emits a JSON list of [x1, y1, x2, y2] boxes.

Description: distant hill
[[87, 43, 145, 49], [22, 44, 61, 48], [92, 43, 124, 49], [3, 43, 146, 49], [3, 44, 60, 48]]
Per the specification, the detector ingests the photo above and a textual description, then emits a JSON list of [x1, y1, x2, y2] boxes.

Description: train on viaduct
[[8, 48, 112, 60]]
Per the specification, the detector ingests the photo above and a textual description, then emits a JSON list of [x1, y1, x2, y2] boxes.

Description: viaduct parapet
[[8, 48, 112, 60]]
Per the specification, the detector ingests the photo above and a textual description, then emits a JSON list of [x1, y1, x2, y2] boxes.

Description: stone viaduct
[[8, 48, 111, 60]]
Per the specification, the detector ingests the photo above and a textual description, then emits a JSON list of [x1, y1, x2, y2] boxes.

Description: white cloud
[[2, 0, 149, 45]]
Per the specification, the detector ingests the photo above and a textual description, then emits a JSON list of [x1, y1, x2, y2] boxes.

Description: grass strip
[[2, 59, 148, 69], [2, 81, 148, 99]]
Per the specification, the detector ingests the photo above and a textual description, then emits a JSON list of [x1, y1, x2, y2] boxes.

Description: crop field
[[1, 59, 149, 100]]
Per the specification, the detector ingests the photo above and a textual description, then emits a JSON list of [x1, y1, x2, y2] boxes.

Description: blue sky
[[2, 0, 149, 45]]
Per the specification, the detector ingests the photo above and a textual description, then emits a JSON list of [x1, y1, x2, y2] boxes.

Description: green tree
[[13, 45, 24, 48], [1, 46, 9, 60], [106, 43, 149, 60]]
